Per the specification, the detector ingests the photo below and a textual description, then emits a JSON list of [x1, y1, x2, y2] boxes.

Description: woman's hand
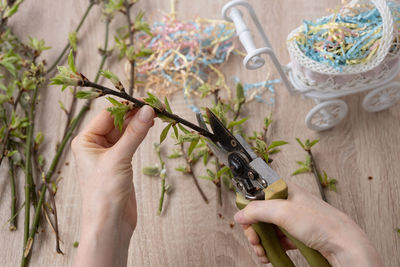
[[234, 182, 383, 267], [72, 105, 155, 267]]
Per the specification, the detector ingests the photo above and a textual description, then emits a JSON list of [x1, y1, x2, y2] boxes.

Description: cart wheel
[[305, 100, 348, 131], [362, 82, 400, 112]]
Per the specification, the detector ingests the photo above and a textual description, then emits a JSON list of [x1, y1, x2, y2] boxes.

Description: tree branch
[[81, 80, 215, 139]]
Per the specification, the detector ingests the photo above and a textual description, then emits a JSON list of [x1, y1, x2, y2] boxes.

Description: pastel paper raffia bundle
[[131, 14, 279, 109], [292, 1, 400, 72]]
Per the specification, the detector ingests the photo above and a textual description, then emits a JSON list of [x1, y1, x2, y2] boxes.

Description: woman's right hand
[[234, 182, 383, 266]]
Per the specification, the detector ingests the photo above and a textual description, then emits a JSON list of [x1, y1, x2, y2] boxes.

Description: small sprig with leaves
[[292, 138, 337, 201], [142, 143, 172, 215]]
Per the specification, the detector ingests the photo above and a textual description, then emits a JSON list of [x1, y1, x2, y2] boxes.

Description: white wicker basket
[[287, 0, 399, 91]]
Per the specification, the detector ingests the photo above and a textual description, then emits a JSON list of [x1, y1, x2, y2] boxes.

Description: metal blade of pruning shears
[[196, 108, 280, 199]]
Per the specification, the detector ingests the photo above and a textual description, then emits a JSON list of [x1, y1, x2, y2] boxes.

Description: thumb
[[234, 199, 291, 227], [112, 105, 155, 159]]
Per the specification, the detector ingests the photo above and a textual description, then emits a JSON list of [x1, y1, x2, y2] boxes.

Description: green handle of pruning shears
[[236, 179, 331, 267]]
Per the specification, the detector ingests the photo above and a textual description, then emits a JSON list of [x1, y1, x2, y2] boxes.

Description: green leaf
[[319, 170, 337, 192], [228, 118, 248, 129], [308, 139, 319, 148], [76, 90, 100, 99], [292, 167, 310, 176], [253, 139, 267, 155], [268, 148, 281, 155], [292, 155, 312, 175], [38, 155, 45, 169], [134, 11, 152, 36], [206, 169, 216, 178], [68, 50, 77, 73], [198, 83, 210, 98], [4, 0, 23, 18], [167, 149, 182, 159], [178, 132, 199, 144], [236, 82, 245, 104], [178, 124, 190, 134], [199, 175, 214, 181], [103, 0, 124, 17], [68, 32, 78, 52], [160, 123, 172, 144], [142, 166, 160, 176], [175, 165, 189, 173], [164, 97, 172, 113], [222, 174, 234, 190], [263, 153, 269, 163], [106, 97, 122, 106], [268, 141, 288, 150], [264, 114, 272, 130], [172, 124, 178, 139], [58, 100, 67, 113], [0, 61, 17, 77], [100, 70, 124, 91], [35, 132, 44, 146], [6, 150, 18, 158], [51, 66, 80, 91], [106, 97, 130, 131], [9, 150, 21, 163], [73, 241, 79, 248], [217, 166, 230, 178], [188, 138, 199, 157], [135, 48, 153, 58], [203, 151, 209, 165], [165, 184, 173, 194], [28, 37, 51, 53], [0, 94, 10, 104], [295, 138, 305, 150], [144, 92, 164, 110]]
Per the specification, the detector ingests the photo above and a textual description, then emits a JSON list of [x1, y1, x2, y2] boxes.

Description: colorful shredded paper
[[133, 15, 236, 98], [131, 12, 279, 108], [292, 1, 400, 71]]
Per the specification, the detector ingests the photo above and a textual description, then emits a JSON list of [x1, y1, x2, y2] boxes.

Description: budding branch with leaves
[[292, 138, 337, 201]]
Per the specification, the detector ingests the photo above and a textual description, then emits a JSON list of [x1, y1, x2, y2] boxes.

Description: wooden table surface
[[1, 0, 399, 266]]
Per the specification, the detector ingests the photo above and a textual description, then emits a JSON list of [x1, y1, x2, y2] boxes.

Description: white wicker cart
[[222, 0, 400, 131]]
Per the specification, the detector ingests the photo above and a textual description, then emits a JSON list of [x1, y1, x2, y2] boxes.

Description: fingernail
[[138, 106, 154, 123]]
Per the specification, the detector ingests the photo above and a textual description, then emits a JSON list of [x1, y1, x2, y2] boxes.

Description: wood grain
[[1, 0, 399, 266]]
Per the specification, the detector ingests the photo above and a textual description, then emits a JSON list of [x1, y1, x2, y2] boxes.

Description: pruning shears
[[195, 108, 331, 267]]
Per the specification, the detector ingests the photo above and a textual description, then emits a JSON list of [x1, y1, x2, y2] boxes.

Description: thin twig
[[156, 146, 166, 215], [307, 150, 327, 202], [212, 89, 222, 206], [8, 156, 17, 231], [46, 183, 63, 254], [23, 84, 39, 251], [124, 1, 135, 95], [180, 143, 209, 204], [45, 2, 95, 74], [233, 102, 243, 121], [215, 158, 222, 206], [22, 19, 112, 267], [62, 88, 78, 141]]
